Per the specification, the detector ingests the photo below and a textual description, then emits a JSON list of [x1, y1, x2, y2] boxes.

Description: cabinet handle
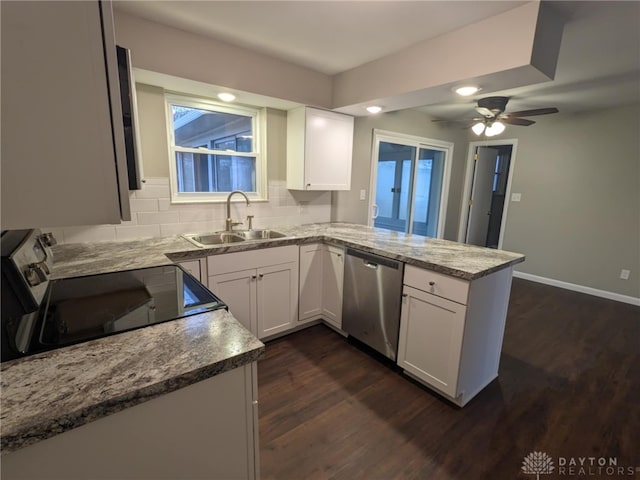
[[259, 273, 264, 279], [402, 293, 408, 298], [428, 281, 435, 286], [251, 275, 257, 280]]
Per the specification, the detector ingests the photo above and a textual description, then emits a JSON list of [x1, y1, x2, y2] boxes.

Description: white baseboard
[[513, 271, 640, 306]]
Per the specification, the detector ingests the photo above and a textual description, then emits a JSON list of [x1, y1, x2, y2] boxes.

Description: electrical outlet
[[511, 193, 522, 202], [360, 189, 366, 201], [620, 269, 630, 280]]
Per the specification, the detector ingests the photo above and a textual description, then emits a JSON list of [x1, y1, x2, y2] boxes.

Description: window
[[166, 95, 265, 202]]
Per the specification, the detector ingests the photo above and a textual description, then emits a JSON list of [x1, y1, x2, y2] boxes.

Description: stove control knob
[[25, 263, 48, 286], [38, 232, 57, 247], [25, 266, 43, 286]]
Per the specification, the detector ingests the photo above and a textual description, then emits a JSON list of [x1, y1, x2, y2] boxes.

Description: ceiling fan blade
[[475, 106, 495, 118], [507, 107, 559, 117], [501, 117, 535, 126]]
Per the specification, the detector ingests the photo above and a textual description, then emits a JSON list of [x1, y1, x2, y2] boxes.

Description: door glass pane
[[374, 142, 415, 232], [412, 149, 445, 237], [376, 161, 395, 218]]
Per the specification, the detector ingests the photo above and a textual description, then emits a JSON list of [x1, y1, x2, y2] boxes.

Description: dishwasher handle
[[346, 248, 401, 270]]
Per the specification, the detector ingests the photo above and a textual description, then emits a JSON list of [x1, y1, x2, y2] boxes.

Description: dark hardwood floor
[[257, 279, 640, 480]]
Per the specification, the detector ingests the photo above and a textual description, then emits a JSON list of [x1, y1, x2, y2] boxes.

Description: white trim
[[164, 93, 267, 203], [368, 129, 454, 239], [457, 138, 518, 249], [513, 271, 640, 306]]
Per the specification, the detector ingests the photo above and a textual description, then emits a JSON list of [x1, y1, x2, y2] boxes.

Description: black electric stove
[[1, 230, 226, 363]]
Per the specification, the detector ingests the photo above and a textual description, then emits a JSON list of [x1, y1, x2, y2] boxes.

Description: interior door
[[466, 147, 498, 246]]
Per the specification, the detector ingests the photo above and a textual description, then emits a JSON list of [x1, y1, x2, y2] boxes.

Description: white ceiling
[[114, 1, 640, 119]]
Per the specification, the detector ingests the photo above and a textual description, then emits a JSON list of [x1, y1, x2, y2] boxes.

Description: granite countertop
[[52, 222, 525, 281], [1, 309, 264, 454]]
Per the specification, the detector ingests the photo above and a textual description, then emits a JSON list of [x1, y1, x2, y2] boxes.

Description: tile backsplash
[[46, 178, 331, 244]]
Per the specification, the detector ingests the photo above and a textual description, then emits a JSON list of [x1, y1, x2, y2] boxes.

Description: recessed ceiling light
[[217, 92, 236, 102], [366, 105, 382, 114], [454, 86, 480, 97]]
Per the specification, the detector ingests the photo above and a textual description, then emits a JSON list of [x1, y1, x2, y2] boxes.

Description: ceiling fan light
[[471, 122, 486, 135], [485, 121, 505, 137], [455, 86, 480, 96], [217, 92, 236, 102], [366, 105, 382, 114]]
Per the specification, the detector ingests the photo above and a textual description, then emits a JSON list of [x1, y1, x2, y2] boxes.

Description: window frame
[[165, 93, 267, 203]]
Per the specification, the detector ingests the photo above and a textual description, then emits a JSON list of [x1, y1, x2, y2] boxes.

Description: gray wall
[[331, 109, 470, 240], [501, 103, 639, 298]]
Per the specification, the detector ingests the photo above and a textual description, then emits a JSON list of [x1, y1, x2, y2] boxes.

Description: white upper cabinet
[[286, 107, 354, 191], [0, 0, 130, 229]]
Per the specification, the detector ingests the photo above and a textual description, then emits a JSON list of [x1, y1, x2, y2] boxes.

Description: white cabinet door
[[208, 246, 299, 339], [1, 1, 129, 229], [321, 246, 344, 329], [257, 262, 298, 338], [209, 269, 258, 335], [178, 260, 202, 282], [286, 107, 354, 191], [397, 285, 466, 398], [298, 244, 324, 321], [303, 108, 353, 191]]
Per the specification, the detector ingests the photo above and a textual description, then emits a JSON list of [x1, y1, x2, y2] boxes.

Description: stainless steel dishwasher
[[342, 248, 404, 361]]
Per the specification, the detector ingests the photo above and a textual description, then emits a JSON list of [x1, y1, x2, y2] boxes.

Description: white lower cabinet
[[256, 262, 299, 338], [177, 258, 206, 282], [397, 264, 514, 406], [321, 245, 344, 329], [298, 244, 324, 321], [298, 244, 344, 329], [397, 286, 466, 398], [1, 364, 259, 480], [208, 246, 299, 339], [209, 269, 258, 335]]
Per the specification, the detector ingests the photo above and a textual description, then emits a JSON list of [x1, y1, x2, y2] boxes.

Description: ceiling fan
[[468, 96, 559, 136]]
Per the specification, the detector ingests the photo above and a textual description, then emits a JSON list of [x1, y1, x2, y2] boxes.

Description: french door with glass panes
[[370, 131, 453, 238]]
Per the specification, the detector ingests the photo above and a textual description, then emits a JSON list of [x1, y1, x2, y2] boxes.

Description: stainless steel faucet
[[225, 190, 251, 231]]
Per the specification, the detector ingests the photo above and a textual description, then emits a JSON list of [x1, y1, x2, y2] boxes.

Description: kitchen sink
[[183, 229, 287, 247], [238, 229, 287, 240], [183, 232, 246, 247]]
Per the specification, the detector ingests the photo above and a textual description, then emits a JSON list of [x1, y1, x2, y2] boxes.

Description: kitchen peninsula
[[1, 222, 524, 479]]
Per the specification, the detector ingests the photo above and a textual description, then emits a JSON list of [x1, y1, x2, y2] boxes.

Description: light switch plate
[[511, 193, 522, 202], [360, 189, 366, 200], [620, 269, 631, 280]]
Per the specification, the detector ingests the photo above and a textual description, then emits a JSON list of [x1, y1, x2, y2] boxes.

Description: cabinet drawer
[[403, 265, 469, 305]]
